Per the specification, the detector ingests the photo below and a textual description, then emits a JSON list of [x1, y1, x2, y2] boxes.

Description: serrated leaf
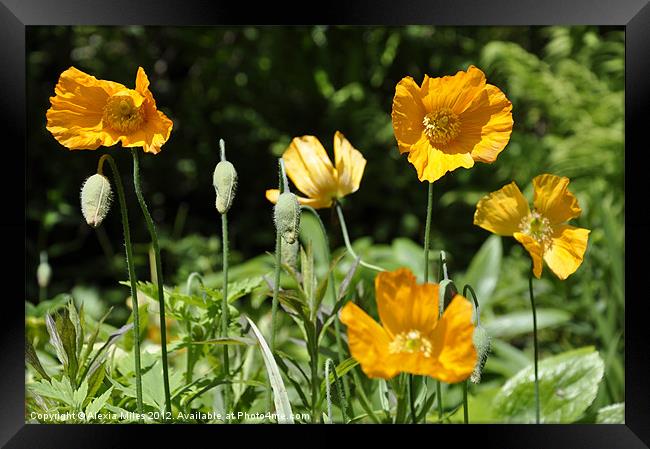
[[25, 339, 50, 381], [484, 309, 571, 338], [596, 403, 624, 424], [494, 347, 604, 423], [25, 294, 70, 317], [85, 387, 113, 418], [245, 316, 294, 424], [45, 314, 68, 368]]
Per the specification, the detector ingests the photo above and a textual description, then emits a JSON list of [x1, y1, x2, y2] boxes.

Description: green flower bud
[[80, 173, 113, 228], [213, 161, 238, 214], [37, 251, 52, 288], [470, 325, 491, 384], [274, 192, 301, 244], [281, 238, 300, 269]]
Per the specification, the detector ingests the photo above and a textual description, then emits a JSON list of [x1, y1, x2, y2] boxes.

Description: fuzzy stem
[[334, 202, 385, 272], [131, 149, 172, 415], [97, 154, 143, 418], [221, 212, 231, 420], [529, 269, 540, 423], [301, 205, 351, 403]]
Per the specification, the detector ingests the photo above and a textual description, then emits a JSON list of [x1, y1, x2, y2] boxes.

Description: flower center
[[103, 94, 146, 133], [422, 108, 461, 146], [519, 210, 553, 249], [388, 330, 433, 358]]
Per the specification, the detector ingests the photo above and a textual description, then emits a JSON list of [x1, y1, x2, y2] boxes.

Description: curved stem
[[529, 270, 540, 423], [130, 149, 171, 415], [463, 284, 481, 326], [221, 212, 231, 420], [97, 154, 143, 417], [334, 202, 385, 272]]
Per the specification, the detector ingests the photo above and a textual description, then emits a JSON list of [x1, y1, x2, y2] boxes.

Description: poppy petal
[[391, 76, 427, 154], [474, 182, 529, 236], [543, 225, 590, 280], [532, 174, 581, 224], [514, 232, 544, 278], [333, 131, 366, 198]]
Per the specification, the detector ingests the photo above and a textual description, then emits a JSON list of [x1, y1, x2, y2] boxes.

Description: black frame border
[[4, 0, 649, 447]]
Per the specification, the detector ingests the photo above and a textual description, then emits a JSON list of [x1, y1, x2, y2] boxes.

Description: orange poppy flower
[[391, 65, 513, 182], [265, 131, 366, 209], [474, 174, 590, 280], [46, 66, 173, 154], [340, 268, 476, 382]]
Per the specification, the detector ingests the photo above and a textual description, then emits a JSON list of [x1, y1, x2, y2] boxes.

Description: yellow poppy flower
[[265, 131, 366, 209], [340, 268, 477, 382], [391, 65, 513, 183], [474, 174, 590, 280], [46, 66, 173, 154]]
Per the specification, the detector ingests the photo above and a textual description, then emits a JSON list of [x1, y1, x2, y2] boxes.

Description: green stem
[[529, 270, 540, 424], [221, 212, 231, 420], [301, 205, 351, 402], [462, 381, 469, 424], [422, 181, 443, 421], [131, 149, 172, 415], [310, 320, 319, 423], [334, 202, 385, 272], [97, 154, 143, 417], [408, 374, 417, 423], [424, 182, 433, 281], [184, 272, 203, 385]]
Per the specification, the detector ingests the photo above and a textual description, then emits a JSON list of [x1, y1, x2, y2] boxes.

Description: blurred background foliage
[[26, 26, 624, 419]]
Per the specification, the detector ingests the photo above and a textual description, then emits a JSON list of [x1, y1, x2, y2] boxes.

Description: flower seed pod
[[274, 192, 301, 244], [470, 325, 491, 384], [213, 161, 238, 214], [80, 173, 113, 228], [37, 251, 52, 288]]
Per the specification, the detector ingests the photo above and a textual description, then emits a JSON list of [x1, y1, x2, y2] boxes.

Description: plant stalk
[[221, 212, 231, 420], [529, 270, 540, 424], [98, 154, 143, 417], [131, 149, 172, 415]]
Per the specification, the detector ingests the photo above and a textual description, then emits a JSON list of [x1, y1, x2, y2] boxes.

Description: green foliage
[[26, 25, 623, 424], [494, 347, 604, 423]]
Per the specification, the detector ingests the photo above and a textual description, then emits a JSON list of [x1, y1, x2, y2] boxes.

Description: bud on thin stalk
[[274, 192, 301, 244], [37, 251, 52, 289], [80, 173, 113, 228], [213, 140, 238, 214]]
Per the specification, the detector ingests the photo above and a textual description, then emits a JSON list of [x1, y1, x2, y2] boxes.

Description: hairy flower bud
[[80, 173, 113, 228], [37, 251, 52, 288], [274, 192, 301, 244], [213, 161, 238, 214], [281, 238, 300, 269], [470, 325, 491, 384]]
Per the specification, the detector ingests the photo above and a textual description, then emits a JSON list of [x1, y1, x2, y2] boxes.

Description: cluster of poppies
[[46, 64, 589, 386]]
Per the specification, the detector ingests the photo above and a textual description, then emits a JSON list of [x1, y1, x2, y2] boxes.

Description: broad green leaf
[[120, 304, 149, 351], [494, 347, 604, 423], [457, 235, 502, 305], [596, 403, 624, 424], [484, 309, 571, 338], [245, 317, 294, 424]]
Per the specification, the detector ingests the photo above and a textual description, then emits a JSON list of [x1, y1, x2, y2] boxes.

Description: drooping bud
[[470, 325, 491, 384], [274, 192, 301, 244], [213, 160, 238, 214], [80, 173, 113, 228], [37, 251, 52, 288]]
